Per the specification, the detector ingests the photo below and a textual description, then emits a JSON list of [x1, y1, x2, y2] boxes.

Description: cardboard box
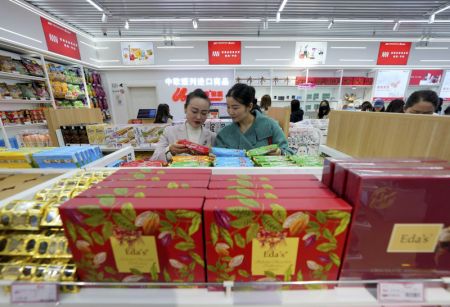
[[77, 188, 207, 198], [60, 197, 206, 282], [0, 174, 58, 200], [205, 189, 336, 199], [332, 162, 449, 197], [210, 174, 317, 181], [204, 198, 352, 285], [208, 181, 326, 190], [94, 180, 210, 189], [340, 170, 450, 280]]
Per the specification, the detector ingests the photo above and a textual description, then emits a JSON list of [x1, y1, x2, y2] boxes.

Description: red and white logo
[[377, 42, 411, 65], [208, 41, 241, 65], [40, 17, 81, 60]]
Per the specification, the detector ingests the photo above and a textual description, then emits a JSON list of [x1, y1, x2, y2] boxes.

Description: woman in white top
[[151, 89, 216, 162]]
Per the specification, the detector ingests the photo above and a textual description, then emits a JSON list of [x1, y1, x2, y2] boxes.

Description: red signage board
[[172, 88, 224, 102], [40, 17, 80, 60], [409, 70, 443, 85], [377, 42, 411, 65], [208, 41, 241, 65]]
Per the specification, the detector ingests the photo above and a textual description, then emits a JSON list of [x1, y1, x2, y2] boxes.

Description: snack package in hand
[[211, 147, 246, 157], [177, 139, 210, 155], [246, 144, 279, 157]]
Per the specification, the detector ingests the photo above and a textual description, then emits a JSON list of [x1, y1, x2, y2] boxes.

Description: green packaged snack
[[246, 144, 279, 157], [170, 161, 201, 167], [16, 83, 36, 99]]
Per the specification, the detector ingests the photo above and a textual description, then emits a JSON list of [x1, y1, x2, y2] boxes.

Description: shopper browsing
[[215, 83, 294, 155], [154, 104, 173, 123], [385, 99, 405, 113], [260, 94, 272, 113], [373, 99, 385, 112], [151, 89, 216, 162], [318, 100, 330, 119], [290, 99, 304, 122], [404, 90, 439, 115]]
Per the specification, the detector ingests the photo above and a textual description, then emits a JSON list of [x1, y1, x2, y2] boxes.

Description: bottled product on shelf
[[84, 68, 111, 120]]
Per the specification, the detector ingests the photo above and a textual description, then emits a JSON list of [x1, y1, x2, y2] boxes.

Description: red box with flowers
[[94, 180, 209, 189], [208, 180, 326, 190], [205, 189, 336, 199], [210, 174, 317, 181]]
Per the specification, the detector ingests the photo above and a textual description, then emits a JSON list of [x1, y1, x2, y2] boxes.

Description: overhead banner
[[40, 17, 80, 60], [121, 42, 155, 65], [208, 41, 241, 65], [409, 70, 443, 86], [373, 70, 409, 101], [295, 42, 327, 65], [377, 42, 411, 65], [440, 71, 450, 101]]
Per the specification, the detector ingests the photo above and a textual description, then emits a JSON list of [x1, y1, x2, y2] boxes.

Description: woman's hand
[[267, 148, 282, 156], [169, 143, 189, 155]]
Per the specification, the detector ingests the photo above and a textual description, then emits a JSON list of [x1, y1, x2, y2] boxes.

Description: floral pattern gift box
[[203, 198, 352, 288], [60, 197, 206, 283]]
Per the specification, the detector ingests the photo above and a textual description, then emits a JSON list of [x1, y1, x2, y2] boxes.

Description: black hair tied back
[[226, 83, 256, 108], [185, 88, 211, 109]]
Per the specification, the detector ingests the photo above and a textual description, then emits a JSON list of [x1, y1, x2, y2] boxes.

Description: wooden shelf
[[0, 71, 46, 81]]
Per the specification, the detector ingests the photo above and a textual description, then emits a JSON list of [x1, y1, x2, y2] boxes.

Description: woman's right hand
[[169, 143, 189, 155]]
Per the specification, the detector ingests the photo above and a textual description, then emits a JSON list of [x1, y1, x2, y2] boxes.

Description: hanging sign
[[409, 70, 443, 85], [121, 42, 155, 65], [295, 42, 327, 65], [172, 88, 224, 102], [208, 41, 241, 65], [40, 17, 80, 60], [373, 70, 409, 101], [377, 42, 411, 65]]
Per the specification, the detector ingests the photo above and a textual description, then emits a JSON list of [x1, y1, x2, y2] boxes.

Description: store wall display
[[373, 70, 410, 101], [376, 42, 412, 65], [409, 70, 443, 86], [121, 42, 155, 65], [40, 17, 80, 60], [208, 41, 241, 65], [295, 42, 327, 65], [60, 125, 89, 145], [84, 69, 111, 120], [440, 71, 450, 101], [16, 130, 51, 147], [47, 63, 86, 108], [0, 109, 46, 126]]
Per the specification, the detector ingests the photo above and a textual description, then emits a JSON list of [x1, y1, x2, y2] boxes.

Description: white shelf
[[0, 71, 46, 81], [3, 123, 47, 129], [0, 99, 53, 104], [341, 85, 372, 88]]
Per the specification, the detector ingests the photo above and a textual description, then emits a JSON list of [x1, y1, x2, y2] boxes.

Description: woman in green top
[[215, 83, 294, 155]]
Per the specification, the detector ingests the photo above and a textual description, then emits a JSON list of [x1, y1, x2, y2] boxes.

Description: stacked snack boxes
[[204, 174, 352, 287], [321, 158, 450, 280], [0, 170, 114, 290], [0, 148, 51, 168], [60, 169, 211, 283], [32, 146, 102, 168]]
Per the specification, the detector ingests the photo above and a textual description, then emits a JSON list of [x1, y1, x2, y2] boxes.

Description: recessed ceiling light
[[86, 0, 103, 12]]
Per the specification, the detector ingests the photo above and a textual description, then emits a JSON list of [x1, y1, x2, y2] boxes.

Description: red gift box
[[210, 174, 317, 181], [94, 180, 210, 189], [205, 189, 336, 199], [208, 180, 326, 190], [340, 170, 450, 280], [60, 197, 206, 282], [104, 173, 211, 181], [111, 169, 212, 175], [332, 162, 450, 197], [342, 77, 354, 85], [77, 188, 207, 199], [204, 198, 352, 285]]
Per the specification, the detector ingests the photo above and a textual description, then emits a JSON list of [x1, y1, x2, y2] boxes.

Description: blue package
[[212, 147, 246, 157]]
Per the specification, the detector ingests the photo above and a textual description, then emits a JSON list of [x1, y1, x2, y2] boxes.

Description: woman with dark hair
[[260, 94, 272, 113], [151, 89, 216, 162], [215, 83, 294, 155], [360, 101, 373, 112], [154, 104, 173, 123], [318, 100, 330, 119], [290, 99, 304, 123], [386, 99, 405, 113], [404, 90, 439, 114], [373, 99, 385, 112]]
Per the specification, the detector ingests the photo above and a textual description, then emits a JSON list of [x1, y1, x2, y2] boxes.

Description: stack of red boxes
[[322, 158, 450, 280], [204, 174, 352, 286], [60, 169, 211, 283]]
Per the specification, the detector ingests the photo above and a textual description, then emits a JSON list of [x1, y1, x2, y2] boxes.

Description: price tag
[[378, 282, 424, 303], [11, 283, 59, 304]]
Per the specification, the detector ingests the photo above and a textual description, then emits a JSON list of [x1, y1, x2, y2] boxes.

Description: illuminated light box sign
[[377, 42, 411, 65], [165, 77, 230, 87], [40, 17, 80, 60], [208, 41, 241, 65]]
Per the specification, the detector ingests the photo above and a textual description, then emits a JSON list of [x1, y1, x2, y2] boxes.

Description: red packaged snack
[[77, 187, 207, 198], [94, 180, 209, 189], [340, 170, 450, 280], [210, 174, 318, 181], [208, 180, 326, 190], [204, 198, 352, 285], [177, 139, 210, 155], [60, 197, 206, 282], [205, 188, 336, 199]]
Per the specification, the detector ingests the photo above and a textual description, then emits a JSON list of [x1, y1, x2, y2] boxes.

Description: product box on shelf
[[208, 180, 326, 190], [204, 198, 352, 285], [0, 148, 49, 168], [110, 169, 212, 175], [104, 173, 211, 182], [210, 174, 317, 181], [340, 169, 450, 280], [93, 180, 210, 189], [205, 188, 336, 199], [332, 162, 450, 197], [32, 146, 102, 168], [60, 197, 206, 282], [76, 188, 207, 198]]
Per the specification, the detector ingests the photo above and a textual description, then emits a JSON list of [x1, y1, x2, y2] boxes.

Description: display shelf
[[319, 145, 352, 159], [84, 146, 135, 168], [3, 122, 47, 128], [0, 71, 46, 82], [0, 99, 53, 104], [341, 85, 372, 88]]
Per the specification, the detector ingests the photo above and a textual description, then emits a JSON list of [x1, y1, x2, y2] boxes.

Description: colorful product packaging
[[211, 147, 246, 157], [60, 197, 206, 282], [103, 171, 211, 181], [205, 189, 336, 199], [214, 157, 254, 167], [246, 144, 279, 157], [76, 188, 207, 199], [177, 139, 210, 155], [210, 174, 318, 181], [94, 180, 209, 189], [208, 180, 326, 190], [112, 169, 211, 175], [340, 169, 450, 280], [204, 198, 352, 285]]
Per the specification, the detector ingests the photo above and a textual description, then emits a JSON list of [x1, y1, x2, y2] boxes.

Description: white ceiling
[[24, 0, 450, 39]]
